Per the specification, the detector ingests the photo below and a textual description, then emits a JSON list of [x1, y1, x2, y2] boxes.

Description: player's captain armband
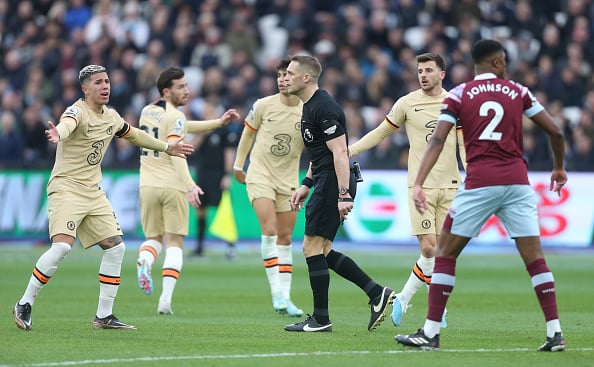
[[56, 119, 78, 141]]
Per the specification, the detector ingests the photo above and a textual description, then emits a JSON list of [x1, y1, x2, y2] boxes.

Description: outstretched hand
[[219, 109, 241, 127], [45, 121, 60, 144], [166, 136, 195, 158]]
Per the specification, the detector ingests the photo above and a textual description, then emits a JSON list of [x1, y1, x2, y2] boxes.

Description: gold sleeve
[[122, 125, 168, 152], [56, 118, 78, 141], [349, 120, 396, 157], [186, 119, 221, 133], [170, 156, 196, 190], [233, 127, 256, 170]]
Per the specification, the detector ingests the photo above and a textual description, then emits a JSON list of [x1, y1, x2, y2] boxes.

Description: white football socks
[[160, 247, 183, 304], [97, 242, 125, 318], [20, 242, 71, 306], [277, 243, 293, 301], [398, 255, 434, 306], [261, 235, 282, 301]]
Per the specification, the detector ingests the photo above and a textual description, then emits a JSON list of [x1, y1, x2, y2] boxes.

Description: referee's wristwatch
[[338, 187, 349, 196]]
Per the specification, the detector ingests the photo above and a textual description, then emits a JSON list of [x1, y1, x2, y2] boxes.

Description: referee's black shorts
[[304, 168, 357, 241]]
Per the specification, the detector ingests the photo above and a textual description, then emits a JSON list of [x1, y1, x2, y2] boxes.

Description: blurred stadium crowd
[[0, 0, 593, 171]]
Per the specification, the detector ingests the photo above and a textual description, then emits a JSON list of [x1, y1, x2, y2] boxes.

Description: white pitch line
[[2, 348, 592, 367]]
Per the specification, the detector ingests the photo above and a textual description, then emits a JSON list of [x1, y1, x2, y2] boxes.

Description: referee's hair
[[290, 55, 322, 80], [156, 67, 185, 96]]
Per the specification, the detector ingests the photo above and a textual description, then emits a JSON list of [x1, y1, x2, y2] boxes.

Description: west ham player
[[349, 53, 466, 328], [395, 40, 566, 351]]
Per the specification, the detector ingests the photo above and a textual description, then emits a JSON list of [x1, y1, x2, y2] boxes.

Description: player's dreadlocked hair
[[78, 65, 107, 84]]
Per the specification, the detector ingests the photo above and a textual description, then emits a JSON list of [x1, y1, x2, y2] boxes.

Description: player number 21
[[478, 101, 503, 141], [140, 125, 160, 157]]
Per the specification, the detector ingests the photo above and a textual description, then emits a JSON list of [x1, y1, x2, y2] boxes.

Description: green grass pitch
[[1, 244, 592, 367]]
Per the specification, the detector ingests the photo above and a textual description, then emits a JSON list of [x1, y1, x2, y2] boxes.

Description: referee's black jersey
[[301, 89, 348, 175]]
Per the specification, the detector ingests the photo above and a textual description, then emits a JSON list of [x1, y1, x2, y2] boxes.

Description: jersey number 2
[[478, 101, 503, 141]]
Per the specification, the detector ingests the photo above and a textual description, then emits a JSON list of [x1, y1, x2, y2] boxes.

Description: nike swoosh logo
[[303, 323, 331, 331], [373, 291, 387, 313], [414, 108, 424, 112]]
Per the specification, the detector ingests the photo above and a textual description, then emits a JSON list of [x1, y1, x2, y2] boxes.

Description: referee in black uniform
[[283, 55, 395, 332]]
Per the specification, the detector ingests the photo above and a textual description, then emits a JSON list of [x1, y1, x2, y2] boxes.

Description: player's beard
[[172, 94, 188, 107]]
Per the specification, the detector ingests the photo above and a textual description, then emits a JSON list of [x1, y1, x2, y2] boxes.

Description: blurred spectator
[[567, 125, 594, 171], [109, 68, 133, 112], [190, 26, 232, 70], [63, 0, 92, 36], [0, 110, 24, 167], [509, 0, 542, 37], [85, 0, 121, 44], [0, 0, 590, 173], [556, 68, 586, 107], [523, 119, 554, 171], [224, 13, 260, 63], [170, 15, 195, 67], [538, 22, 564, 60], [115, 0, 150, 50], [280, 0, 317, 49], [21, 105, 50, 167], [343, 99, 366, 144], [3, 49, 28, 92], [366, 137, 404, 170], [147, 5, 171, 49]]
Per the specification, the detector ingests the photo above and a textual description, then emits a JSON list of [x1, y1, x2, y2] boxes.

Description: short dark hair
[[471, 39, 504, 64], [275, 57, 291, 73], [416, 53, 446, 71], [290, 55, 322, 80], [78, 65, 106, 84], [156, 67, 185, 96]]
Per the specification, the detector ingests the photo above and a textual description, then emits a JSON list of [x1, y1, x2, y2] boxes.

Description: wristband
[[337, 197, 354, 202], [301, 177, 313, 188], [164, 143, 169, 152], [233, 165, 243, 171]]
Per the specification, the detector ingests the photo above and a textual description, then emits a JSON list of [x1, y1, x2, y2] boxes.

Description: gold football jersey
[[387, 89, 461, 188], [48, 99, 126, 191], [245, 94, 304, 194], [139, 100, 188, 192]]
